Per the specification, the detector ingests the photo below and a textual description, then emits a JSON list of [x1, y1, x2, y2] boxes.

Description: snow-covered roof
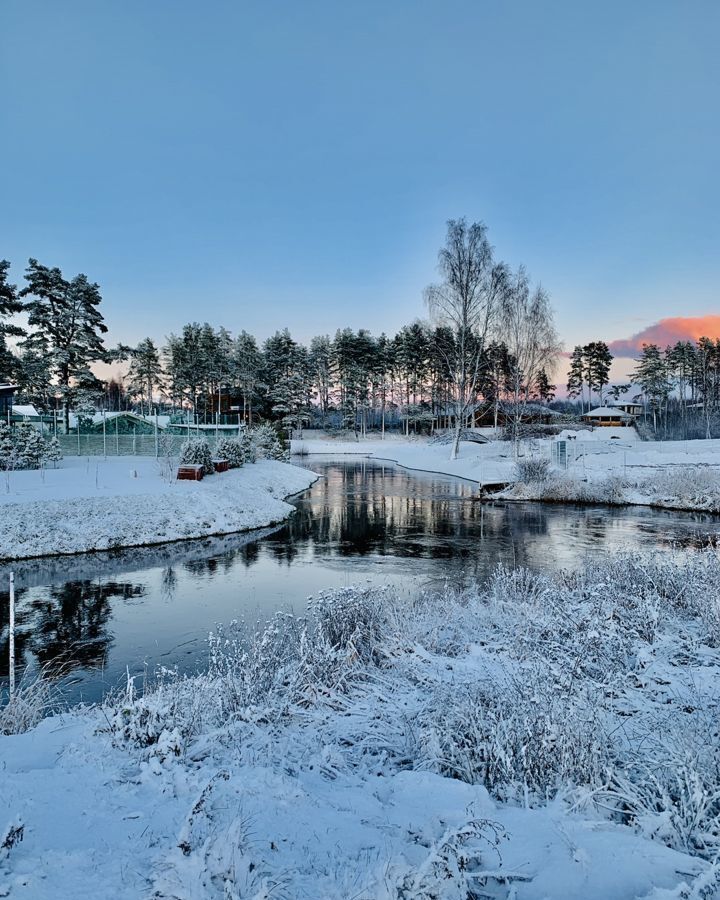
[[582, 406, 632, 418], [12, 404, 40, 418]]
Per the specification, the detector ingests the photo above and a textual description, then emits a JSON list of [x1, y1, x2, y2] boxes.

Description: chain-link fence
[[56, 432, 234, 457]]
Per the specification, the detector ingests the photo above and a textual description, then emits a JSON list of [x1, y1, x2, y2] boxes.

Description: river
[[2, 457, 719, 704]]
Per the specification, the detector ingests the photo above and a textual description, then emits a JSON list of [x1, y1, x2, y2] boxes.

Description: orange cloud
[[609, 316, 720, 358]]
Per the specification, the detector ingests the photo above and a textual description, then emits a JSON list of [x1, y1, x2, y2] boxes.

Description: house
[[581, 406, 634, 427], [0, 383, 17, 419], [609, 401, 643, 417]]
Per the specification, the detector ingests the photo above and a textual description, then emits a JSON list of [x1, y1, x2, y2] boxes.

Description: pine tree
[[232, 331, 264, 425], [533, 369, 556, 403], [0, 260, 24, 382], [19, 259, 108, 432], [566, 346, 586, 411], [634, 343, 669, 432], [128, 338, 163, 415], [584, 341, 613, 406]]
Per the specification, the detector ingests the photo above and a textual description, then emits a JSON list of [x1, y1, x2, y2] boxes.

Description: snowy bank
[[2, 551, 719, 898], [292, 433, 720, 513], [0, 457, 318, 561]]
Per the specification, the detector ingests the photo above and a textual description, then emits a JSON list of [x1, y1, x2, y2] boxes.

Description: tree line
[[0, 221, 561, 456]]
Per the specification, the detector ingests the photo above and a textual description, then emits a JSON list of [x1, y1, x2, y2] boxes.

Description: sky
[[1, 0, 719, 384]]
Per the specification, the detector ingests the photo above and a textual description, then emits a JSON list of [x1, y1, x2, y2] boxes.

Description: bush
[[249, 423, 288, 461], [214, 437, 245, 468], [179, 438, 213, 474], [239, 429, 256, 463], [514, 456, 552, 483], [0, 423, 63, 471]]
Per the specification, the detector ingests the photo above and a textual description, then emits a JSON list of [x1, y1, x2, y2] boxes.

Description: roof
[[12, 404, 40, 418], [582, 406, 632, 418]]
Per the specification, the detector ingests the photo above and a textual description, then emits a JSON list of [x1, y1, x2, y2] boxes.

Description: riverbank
[[0, 457, 318, 561], [291, 433, 720, 512], [2, 550, 718, 898]]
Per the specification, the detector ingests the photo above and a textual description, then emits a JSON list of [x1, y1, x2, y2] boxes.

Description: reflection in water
[[2, 458, 719, 704]]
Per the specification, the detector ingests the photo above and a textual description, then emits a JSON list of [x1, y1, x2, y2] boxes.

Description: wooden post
[[8, 572, 15, 699], [103, 410, 107, 458]]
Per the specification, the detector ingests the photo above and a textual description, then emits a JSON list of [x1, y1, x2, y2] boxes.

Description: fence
[[57, 432, 233, 457]]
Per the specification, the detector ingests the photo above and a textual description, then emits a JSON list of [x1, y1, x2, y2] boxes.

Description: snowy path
[[0, 458, 318, 561]]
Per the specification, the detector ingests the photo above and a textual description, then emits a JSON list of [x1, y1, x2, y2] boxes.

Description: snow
[[0, 457, 318, 561], [291, 432, 720, 512], [10, 405, 39, 419], [2, 551, 719, 898]]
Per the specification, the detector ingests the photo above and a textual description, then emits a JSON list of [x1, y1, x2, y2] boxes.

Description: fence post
[[8, 571, 15, 699]]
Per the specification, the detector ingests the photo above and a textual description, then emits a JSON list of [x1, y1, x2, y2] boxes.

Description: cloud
[[608, 316, 720, 358]]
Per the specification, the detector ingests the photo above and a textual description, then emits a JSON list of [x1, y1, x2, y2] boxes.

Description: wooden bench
[[212, 458, 229, 473], [177, 464, 204, 481]]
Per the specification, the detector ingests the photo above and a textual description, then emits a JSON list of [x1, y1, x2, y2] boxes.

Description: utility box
[[552, 440, 568, 469]]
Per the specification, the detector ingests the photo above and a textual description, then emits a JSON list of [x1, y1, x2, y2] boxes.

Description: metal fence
[[57, 432, 232, 457]]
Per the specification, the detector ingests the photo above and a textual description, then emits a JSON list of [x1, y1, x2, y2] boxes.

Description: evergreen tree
[[0, 260, 24, 382], [584, 341, 613, 406], [232, 331, 264, 425], [128, 338, 163, 415], [533, 369, 556, 403], [19, 259, 108, 431], [634, 343, 669, 431], [566, 346, 586, 411]]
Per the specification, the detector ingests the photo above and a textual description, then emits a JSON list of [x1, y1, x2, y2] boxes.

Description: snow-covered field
[[0, 457, 318, 560], [2, 550, 719, 898], [292, 431, 720, 512]]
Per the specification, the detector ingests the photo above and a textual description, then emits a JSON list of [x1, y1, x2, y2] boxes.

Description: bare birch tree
[[425, 219, 507, 459], [500, 267, 561, 447]]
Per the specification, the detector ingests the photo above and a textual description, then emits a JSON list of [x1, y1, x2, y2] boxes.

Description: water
[[2, 457, 719, 704]]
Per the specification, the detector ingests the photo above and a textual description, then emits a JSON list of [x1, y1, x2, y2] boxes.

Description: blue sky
[[2, 0, 718, 360]]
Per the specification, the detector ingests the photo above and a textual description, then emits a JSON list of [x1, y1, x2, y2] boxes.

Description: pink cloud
[[608, 316, 720, 358]]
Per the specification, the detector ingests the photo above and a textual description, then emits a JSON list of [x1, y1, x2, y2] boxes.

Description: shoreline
[[0, 458, 319, 563]]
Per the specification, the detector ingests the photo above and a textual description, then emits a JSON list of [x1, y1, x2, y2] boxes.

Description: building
[[0, 383, 17, 419], [581, 406, 634, 427], [609, 401, 643, 417]]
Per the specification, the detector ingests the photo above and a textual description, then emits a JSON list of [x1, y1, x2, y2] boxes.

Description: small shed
[[581, 406, 633, 427]]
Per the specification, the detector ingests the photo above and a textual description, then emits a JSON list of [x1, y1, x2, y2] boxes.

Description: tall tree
[[425, 219, 507, 459], [0, 260, 24, 382], [232, 330, 264, 425], [584, 341, 613, 406], [128, 338, 163, 415], [499, 267, 560, 445], [634, 343, 669, 431], [19, 259, 108, 431], [566, 346, 586, 411]]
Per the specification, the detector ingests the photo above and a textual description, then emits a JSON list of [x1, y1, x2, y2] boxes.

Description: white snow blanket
[[0, 457, 318, 560], [292, 434, 720, 511]]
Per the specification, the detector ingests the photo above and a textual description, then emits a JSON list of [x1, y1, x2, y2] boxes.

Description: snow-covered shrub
[[44, 436, 63, 466], [642, 467, 720, 513], [249, 423, 288, 461], [103, 548, 720, 864], [214, 436, 245, 468], [0, 423, 63, 470], [515, 456, 552, 483], [239, 429, 256, 463], [0, 671, 57, 735], [14, 424, 46, 469], [178, 437, 213, 474]]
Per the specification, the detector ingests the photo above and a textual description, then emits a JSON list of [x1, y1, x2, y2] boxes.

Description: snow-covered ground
[[0, 457, 318, 561], [2, 550, 719, 898], [291, 431, 720, 512]]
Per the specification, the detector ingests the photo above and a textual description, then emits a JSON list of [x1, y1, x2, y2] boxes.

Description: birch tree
[[499, 267, 560, 446], [425, 219, 507, 459]]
